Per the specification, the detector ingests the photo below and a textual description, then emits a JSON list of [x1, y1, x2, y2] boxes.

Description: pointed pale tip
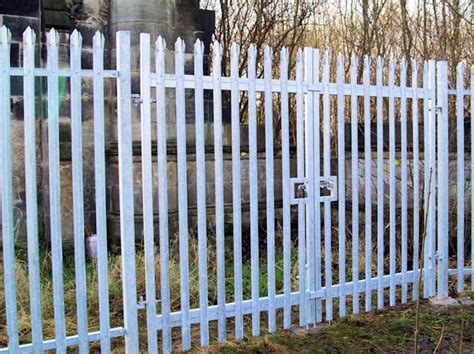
[[23, 27, 36, 44], [264, 45, 273, 58], [70, 29, 82, 46], [230, 42, 239, 55], [212, 41, 221, 58], [194, 38, 204, 54], [93, 31, 105, 47], [248, 44, 257, 58], [0, 26, 11, 44], [175, 37, 185, 51], [47, 28, 60, 45], [155, 35, 166, 50], [350, 53, 357, 64]]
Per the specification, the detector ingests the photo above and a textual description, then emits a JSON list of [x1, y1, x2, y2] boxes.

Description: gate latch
[[319, 176, 337, 202], [290, 176, 338, 205]]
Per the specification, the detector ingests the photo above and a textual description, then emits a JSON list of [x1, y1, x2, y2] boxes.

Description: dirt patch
[[200, 294, 474, 353]]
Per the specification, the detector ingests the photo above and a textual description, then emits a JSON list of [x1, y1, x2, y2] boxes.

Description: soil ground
[[199, 294, 474, 353]]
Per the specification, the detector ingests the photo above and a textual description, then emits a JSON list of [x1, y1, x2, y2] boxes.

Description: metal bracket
[[137, 296, 161, 310], [290, 176, 338, 205], [319, 176, 337, 202], [308, 291, 324, 299], [132, 94, 143, 105], [132, 94, 158, 106], [290, 178, 309, 205]]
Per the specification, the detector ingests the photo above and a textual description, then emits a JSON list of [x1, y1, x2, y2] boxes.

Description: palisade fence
[[0, 26, 473, 353]]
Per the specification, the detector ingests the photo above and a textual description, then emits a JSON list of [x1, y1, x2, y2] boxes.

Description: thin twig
[[433, 324, 445, 353], [414, 169, 433, 354]]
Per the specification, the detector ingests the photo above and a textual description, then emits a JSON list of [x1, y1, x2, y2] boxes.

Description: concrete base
[[429, 296, 474, 308]]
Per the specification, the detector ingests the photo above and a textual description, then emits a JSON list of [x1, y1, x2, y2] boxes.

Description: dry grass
[[0, 229, 300, 351]]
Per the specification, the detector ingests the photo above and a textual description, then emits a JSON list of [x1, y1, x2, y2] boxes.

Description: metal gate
[[0, 27, 473, 353]]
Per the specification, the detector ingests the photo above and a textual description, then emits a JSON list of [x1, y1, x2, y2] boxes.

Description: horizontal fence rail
[[0, 26, 473, 353]]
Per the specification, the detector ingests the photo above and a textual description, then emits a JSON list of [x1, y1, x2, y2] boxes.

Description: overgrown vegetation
[[0, 229, 301, 351]]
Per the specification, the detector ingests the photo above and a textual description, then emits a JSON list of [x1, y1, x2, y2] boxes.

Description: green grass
[[2, 227, 473, 352], [202, 294, 474, 353]]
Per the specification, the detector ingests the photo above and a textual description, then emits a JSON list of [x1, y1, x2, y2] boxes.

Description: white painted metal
[[422, 61, 434, 299], [295, 49, 307, 327], [70, 30, 89, 354], [456, 63, 465, 293], [0, 328, 125, 353], [472, 65, 474, 291], [322, 51, 333, 321], [175, 37, 191, 350], [22, 27, 43, 351], [388, 57, 396, 307], [47, 29, 66, 353], [1, 28, 474, 353], [304, 47, 319, 325], [247, 44, 260, 336], [0, 25, 19, 352], [426, 60, 437, 298], [437, 61, 449, 298], [156, 36, 172, 353], [148, 73, 437, 98], [400, 59, 408, 304], [116, 31, 139, 353], [140, 33, 158, 354], [312, 49, 323, 324], [412, 61, 420, 301], [376, 56, 384, 309], [336, 53, 346, 318], [231, 42, 244, 340], [212, 41, 227, 343], [194, 39, 209, 347], [350, 54, 360, 315], [264, 46, 277, 332], [280, 47, 292, 330], [92, 31, 112, 353], [363, 55, 372, 312]]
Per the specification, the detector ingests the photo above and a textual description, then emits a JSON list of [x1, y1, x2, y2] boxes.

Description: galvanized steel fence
[[0, 26, 473, 353]]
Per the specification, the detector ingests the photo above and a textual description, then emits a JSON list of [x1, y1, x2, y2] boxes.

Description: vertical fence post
[[140, 33, 158, 354], [423, 60, 437, 298], [0, 25, 19, 351], [455, 63, 465, 293], [295, 49, 307, 327], [47, 29, 66, 353], [248, 44, 260, 336], [428, 60, 437, 297], [23, 27, 43, 351], [116, 31, 139, 353], [70, 30, 89, 354], [436, 61, 449, 298], [303, 47, 317, 325], [156, 36, 172, 353], [212, 41, 226, 343], [93, 31, 112, 352]]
